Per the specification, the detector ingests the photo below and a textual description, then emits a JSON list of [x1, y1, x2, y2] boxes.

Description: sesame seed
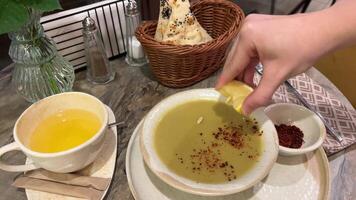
[[197, 116, 204, 124]]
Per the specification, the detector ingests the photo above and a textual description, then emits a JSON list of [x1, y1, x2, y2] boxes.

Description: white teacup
[[0, 92, 108, 173]]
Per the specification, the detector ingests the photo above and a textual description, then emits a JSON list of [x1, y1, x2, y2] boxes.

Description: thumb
[[242, 65, 285, 115]]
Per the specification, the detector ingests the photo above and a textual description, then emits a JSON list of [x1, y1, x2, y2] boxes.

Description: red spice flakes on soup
[[154, 100, 264, 183]]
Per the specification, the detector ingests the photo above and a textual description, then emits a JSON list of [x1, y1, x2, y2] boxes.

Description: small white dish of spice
[[264, 103, 326, 156]]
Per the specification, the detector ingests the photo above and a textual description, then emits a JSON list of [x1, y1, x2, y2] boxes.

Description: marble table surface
[[0, 58, 355, 200]]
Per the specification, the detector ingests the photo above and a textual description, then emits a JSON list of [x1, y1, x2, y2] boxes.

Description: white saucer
[[26, 105, 117, 200], [126, 120, 330, 200]]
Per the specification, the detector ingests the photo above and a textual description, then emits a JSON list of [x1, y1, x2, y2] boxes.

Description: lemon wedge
[[217, 81, 253, 113]]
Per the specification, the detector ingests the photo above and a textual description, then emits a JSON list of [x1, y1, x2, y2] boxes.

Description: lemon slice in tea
[[218, 80, 253, 113]]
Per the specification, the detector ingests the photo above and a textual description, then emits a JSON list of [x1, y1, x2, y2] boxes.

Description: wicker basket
[[136, 0, 244, 88]]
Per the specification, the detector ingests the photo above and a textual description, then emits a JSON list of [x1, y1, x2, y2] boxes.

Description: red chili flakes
[[181, 120, 262, 182], [252, 125, 259, 133], [213, 125, 244, 149], [188, 145, 237, 181], [275, 124, 304, 148], [211, 142, 219, 147]]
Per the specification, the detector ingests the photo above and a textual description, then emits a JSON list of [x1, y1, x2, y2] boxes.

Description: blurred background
[[1, 0, 354, 108], [0, 0, 333, 69]]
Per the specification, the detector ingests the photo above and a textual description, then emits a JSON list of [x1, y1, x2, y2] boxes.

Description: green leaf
[[12, 0, 60, 10], [28, 0, 62, 12], [0, 0, 28, 34]]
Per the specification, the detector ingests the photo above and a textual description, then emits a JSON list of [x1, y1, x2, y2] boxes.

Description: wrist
[[311, 1, 356, 53], [290, 12, 336, 63]]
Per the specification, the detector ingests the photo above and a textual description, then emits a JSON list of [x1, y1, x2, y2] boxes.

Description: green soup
[[154, 100, 264, 183]]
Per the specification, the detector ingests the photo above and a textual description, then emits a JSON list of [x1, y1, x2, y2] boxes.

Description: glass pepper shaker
[[82, 17, 115, 84], [125, 0, 148, 67]]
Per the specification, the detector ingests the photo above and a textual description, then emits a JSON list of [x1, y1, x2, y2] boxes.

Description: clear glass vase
[[9, 9, 75, 103]]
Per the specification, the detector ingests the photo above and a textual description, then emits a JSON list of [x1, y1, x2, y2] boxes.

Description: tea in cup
[[0, 92, 108, 173]]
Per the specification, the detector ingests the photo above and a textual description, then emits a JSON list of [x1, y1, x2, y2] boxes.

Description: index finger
[[215, 37, 253, 89]]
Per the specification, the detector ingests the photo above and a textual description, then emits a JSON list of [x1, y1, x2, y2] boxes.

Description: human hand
[[216, 13, 332, 115]]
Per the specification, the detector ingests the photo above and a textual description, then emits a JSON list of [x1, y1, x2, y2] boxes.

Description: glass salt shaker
[[125, 0, 148, 67], [82, 17, 115, 84]]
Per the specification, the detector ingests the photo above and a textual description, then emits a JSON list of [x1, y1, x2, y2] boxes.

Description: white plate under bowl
[[26, 105, 117, 200], [126, 120, 330, 200]]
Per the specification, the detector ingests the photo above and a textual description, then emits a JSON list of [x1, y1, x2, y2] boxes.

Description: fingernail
[[241, 103, 251, 116], [242, 108, 249, 116]]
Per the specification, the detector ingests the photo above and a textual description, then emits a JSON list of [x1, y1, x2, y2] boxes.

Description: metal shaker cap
[[82, 17, 96, 31], [126, 0, 139, 15]]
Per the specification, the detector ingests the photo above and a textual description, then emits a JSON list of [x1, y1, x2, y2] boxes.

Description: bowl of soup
[[140, 89, 279, 196]]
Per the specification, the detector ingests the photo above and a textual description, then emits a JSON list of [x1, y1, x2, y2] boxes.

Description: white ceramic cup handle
[[0, 142, 39, 172]]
